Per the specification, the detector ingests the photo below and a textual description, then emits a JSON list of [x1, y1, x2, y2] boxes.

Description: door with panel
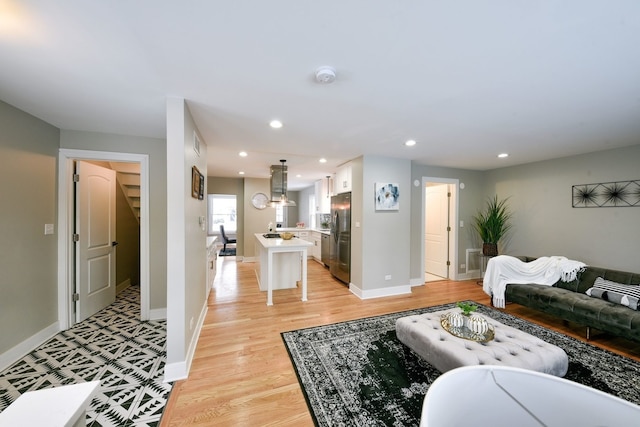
[[76, 161, 117, 322]]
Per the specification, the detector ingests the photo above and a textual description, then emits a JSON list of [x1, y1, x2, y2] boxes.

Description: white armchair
[[420, 365, 640, 426]]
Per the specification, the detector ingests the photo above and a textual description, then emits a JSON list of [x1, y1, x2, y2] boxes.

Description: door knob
[[112, 241, 119, 246]]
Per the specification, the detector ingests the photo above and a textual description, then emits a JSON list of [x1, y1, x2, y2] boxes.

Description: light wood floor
[[161, 257, 640, 426]]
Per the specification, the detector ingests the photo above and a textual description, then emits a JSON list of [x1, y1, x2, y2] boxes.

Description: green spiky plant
[[473, 195, 513, 256], [456, 301, 477, 316]]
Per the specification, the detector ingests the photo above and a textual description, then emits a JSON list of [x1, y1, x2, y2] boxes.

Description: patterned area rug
[[282, 302, 640, 426], [219, 248, 236, 256]]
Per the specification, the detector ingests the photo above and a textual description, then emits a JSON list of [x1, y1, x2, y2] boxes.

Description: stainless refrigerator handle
[[333, 211, 339, 243]]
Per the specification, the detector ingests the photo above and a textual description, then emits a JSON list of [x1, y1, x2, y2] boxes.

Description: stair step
[[118, 174, 140, 186]]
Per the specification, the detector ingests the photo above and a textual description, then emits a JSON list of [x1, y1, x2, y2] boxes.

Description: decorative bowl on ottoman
[[446, 312, 464, 328], [468, 315, 489, 334], [441, 312, 494, 343]]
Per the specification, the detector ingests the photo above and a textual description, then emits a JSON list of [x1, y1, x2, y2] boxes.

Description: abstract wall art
[[375, 182, 400, 211], [572, 179, 640, 208]]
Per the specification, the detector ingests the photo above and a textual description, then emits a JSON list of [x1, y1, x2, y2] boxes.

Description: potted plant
[[473, 195, 513, 257], [447, 302, 479, 329], [454, 302, 489, 334], [456, 301, 478, 316]]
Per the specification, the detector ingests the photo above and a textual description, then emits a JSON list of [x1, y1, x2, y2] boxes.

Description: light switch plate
[[44, 224, 54, 235]]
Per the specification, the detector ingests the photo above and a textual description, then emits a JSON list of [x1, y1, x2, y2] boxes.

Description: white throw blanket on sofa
[[483, 255, 587, 308]]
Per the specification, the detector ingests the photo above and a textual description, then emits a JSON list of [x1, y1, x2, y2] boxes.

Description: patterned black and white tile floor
[[0, 286, 171, 426]]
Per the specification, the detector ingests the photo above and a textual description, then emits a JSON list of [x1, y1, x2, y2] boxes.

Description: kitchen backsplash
[[317, 213, 331, 229]]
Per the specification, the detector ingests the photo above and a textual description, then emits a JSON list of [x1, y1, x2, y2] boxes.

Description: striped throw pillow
[[585, 277, 640, 310]]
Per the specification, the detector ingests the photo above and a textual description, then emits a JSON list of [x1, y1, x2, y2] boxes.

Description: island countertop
[[275, 227, 331, 235], [254, 233, 313, 248], [254, 233, 313, 306]]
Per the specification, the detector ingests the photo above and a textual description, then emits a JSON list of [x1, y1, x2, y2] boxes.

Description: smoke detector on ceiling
[[315, 66, 336, 84]]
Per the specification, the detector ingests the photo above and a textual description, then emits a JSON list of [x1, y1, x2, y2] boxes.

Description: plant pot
[[447, 312, 464, 328], [482, 243, 498, 257], [467, 315, 489, 334]]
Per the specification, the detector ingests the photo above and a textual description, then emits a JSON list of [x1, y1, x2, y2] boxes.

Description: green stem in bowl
[[457, 301, 478, 316]]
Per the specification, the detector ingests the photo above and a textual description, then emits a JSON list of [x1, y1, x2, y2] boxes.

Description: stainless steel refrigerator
[[330, 192, 351, 284]]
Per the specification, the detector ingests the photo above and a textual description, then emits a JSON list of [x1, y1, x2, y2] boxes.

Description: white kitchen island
[[254, 233, 313, 306]]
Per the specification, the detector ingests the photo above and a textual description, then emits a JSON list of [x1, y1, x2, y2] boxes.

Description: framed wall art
[[192, 166, 201, 199], [198, 170, 205, 200], [375, 182, 399, 211]]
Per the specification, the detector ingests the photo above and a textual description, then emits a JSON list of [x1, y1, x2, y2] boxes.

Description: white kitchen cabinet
[[334, 162, 352, 194], [206, 237, 218, 292], [254, 233, 312, 306], [277, 228, 322, 261], [315, 177, 332, 213], [310, 231, 322, 262], [298, 231, 317, 260]]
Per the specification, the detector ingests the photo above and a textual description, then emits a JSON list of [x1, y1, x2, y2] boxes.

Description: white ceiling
[[2, 1, 640, 190]]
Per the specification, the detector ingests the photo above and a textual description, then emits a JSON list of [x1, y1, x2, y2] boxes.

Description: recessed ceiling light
[[319, 158, 327, 163], [405, 139, 416, 147], [296, 174, 302, 178], [239, 151, 248, 157], [498, 153, 509, 158], [238, 171, 245, 175], [269, 120, 283, 129]]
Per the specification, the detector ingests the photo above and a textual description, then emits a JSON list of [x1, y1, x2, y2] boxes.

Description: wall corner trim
[[410, 278, 424, 286], [164, 301, 207, 383]]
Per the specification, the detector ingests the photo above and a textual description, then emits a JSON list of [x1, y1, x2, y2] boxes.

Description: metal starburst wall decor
[[572, 180, 640, 208]]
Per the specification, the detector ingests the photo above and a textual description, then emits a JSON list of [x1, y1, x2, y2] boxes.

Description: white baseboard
[[162, 301, 208, 383], [149, 307, 167, 320], [163, 360, 188, 383], [0, 322, 59, 372], [116, 278, 131, 294], [242, 256, 256, 263], [410, 278, 424, 286], [456, 272, 482, 281], [349, 283, 412, 300]]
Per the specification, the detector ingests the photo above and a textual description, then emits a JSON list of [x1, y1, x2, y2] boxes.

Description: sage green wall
[[410, 164, 486, 281], [165, 97, 208, 375], [283, 191, 300, 227], [409, 145, 640, 280], [207, 177, 245, 256], [0, 100, 59, 354], [484, 144, 640, 272], [207, 176, 303, 257], [243, 178, 275, 258], [182, 106, 208, 362], [356, 155, 412, 292], [59, 130, 167, 310]]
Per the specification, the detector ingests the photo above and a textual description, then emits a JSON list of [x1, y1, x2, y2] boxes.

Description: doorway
[[57, 149, 150, 330], [422, 177, 458, 282]]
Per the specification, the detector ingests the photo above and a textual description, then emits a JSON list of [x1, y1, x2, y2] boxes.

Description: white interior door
[[76, 161, 116, 322], [425, 183, 449, 278]]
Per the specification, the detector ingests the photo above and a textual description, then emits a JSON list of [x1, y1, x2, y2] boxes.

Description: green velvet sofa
[[504, 256, 640, 342]]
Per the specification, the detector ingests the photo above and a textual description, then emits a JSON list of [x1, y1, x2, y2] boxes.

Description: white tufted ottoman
[[396, 309, 568, 377]]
